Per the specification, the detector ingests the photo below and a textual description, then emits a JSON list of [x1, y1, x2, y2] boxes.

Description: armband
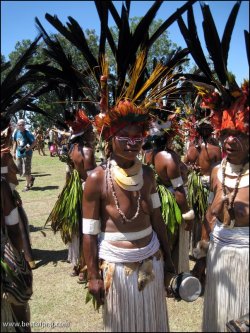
[[5, 207, 19, 226], [151, 192, 161, 209], [170, 176, 184, 189], [82, 218, 101, 235], [1, 166, 8, 174], [208, 191, 214, 204], [182, 209, 195, 221]]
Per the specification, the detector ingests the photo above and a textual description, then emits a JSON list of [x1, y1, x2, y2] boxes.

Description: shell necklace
[[221, 157, 246, 228], [107, 158, 141, 223]]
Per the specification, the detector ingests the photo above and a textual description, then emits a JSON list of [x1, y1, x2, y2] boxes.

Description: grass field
[[16, 148, 203, 332]]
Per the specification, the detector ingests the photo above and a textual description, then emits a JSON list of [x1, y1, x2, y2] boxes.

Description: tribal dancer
[[65, 107, 96, 282], [183, 118, 222, 253], [195, 80, 249, 332], [177, 5, 249, 329], [84, 102, 175, 332], [45, 106, 96, 282], [1, 119, 33, 332], [81, 38, 193, 330], [143, 115, 193, 275]]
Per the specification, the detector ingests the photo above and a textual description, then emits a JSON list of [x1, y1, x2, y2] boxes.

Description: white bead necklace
[[107, 158, 141, 223]]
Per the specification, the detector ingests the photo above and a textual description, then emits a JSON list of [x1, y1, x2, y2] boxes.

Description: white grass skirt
[[67, 233, 79, 267], [103, 256, 169, 332], [202, 241, 249, 332], [178, 222, 190, 273]]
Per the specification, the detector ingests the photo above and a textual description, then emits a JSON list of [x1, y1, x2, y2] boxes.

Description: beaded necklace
[[107, 158, 141, 223], [221, 157, 246, 228]]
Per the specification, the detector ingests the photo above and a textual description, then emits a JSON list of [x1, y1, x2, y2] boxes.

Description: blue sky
[[1, 1, 249, 85]]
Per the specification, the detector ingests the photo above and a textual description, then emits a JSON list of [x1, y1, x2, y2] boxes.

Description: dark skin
[[68, 126, 96, 276], [35, 131, 46, 156], [208, 130, 249, 229], [1, 179, 23, 251], [194, 129, 249, 280], [1, 152, 19, 187], [1, 178, 31, 332], [183, 128, 222, 254], [144, 143, 193, 276], [183, 127, 222, 176], [146, 146, 193, 232], [69, 128, 96, 181], [83, 124, 175, 307]]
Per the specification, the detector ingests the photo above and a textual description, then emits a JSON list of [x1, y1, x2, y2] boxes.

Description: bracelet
[[182, 209, 195, 221]]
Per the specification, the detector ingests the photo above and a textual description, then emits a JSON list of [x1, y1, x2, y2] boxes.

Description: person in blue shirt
[[13, 119, 36, 192]]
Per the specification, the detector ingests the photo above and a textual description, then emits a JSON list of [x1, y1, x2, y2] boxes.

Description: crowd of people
[[1, 1, 249, 333]]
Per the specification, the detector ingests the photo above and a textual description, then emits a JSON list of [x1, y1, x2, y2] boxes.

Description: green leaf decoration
[[157, 184, 182, 234], [187, 170, 209, 222], [45, 169, 83, 243]]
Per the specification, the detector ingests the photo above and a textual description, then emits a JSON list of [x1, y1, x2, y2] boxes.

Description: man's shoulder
[[25, 130, 35, 140], [202, 142, 221, 150], [87, 165, 105, 181], [154, 149, 173, 160]]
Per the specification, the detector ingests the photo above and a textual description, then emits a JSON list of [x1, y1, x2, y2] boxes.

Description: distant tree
[[3, 18, 191, 127]]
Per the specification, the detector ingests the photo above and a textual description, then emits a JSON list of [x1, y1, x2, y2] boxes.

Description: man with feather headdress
[[27, 1, 198, 330], [142, 110, 193, 277], [195, 79, 249, 333], [177, 1, 249, 331], [64, 105, 96, 283]]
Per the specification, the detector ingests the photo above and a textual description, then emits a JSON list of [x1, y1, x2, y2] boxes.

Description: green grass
[[16, 147, 203, 332]]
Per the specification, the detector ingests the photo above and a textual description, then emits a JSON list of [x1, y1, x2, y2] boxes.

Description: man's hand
[[164, 268, 176, 298], [88, 278, 105, 306], [164, 261, 176, 289], [191, 257, 206, 282]]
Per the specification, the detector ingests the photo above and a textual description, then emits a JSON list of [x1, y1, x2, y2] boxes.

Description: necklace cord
[[107, 158, 141, 223], [221, 158, 246, 222]]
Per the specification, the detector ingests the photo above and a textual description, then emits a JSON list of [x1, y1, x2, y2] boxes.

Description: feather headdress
[[177, 1, 249, 135], [1, 35, 67, 132], [41, 1, 195, 141], [94, 47, 189, 141], [28, 1, 196, 139]]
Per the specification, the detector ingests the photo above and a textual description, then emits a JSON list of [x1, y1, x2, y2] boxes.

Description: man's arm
[[147, 168, 176, 286], [200, 165, 218, 241], [2, 180, 23, 251], [166, 157, 194, 231], [192, 165, 218, 280], [82, 168, 104, 305]]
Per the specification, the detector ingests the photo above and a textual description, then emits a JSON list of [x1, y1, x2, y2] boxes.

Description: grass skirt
[[67, 233, 79, 267], [202, 239, 249, 332], [103, 256, 169, 332]]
